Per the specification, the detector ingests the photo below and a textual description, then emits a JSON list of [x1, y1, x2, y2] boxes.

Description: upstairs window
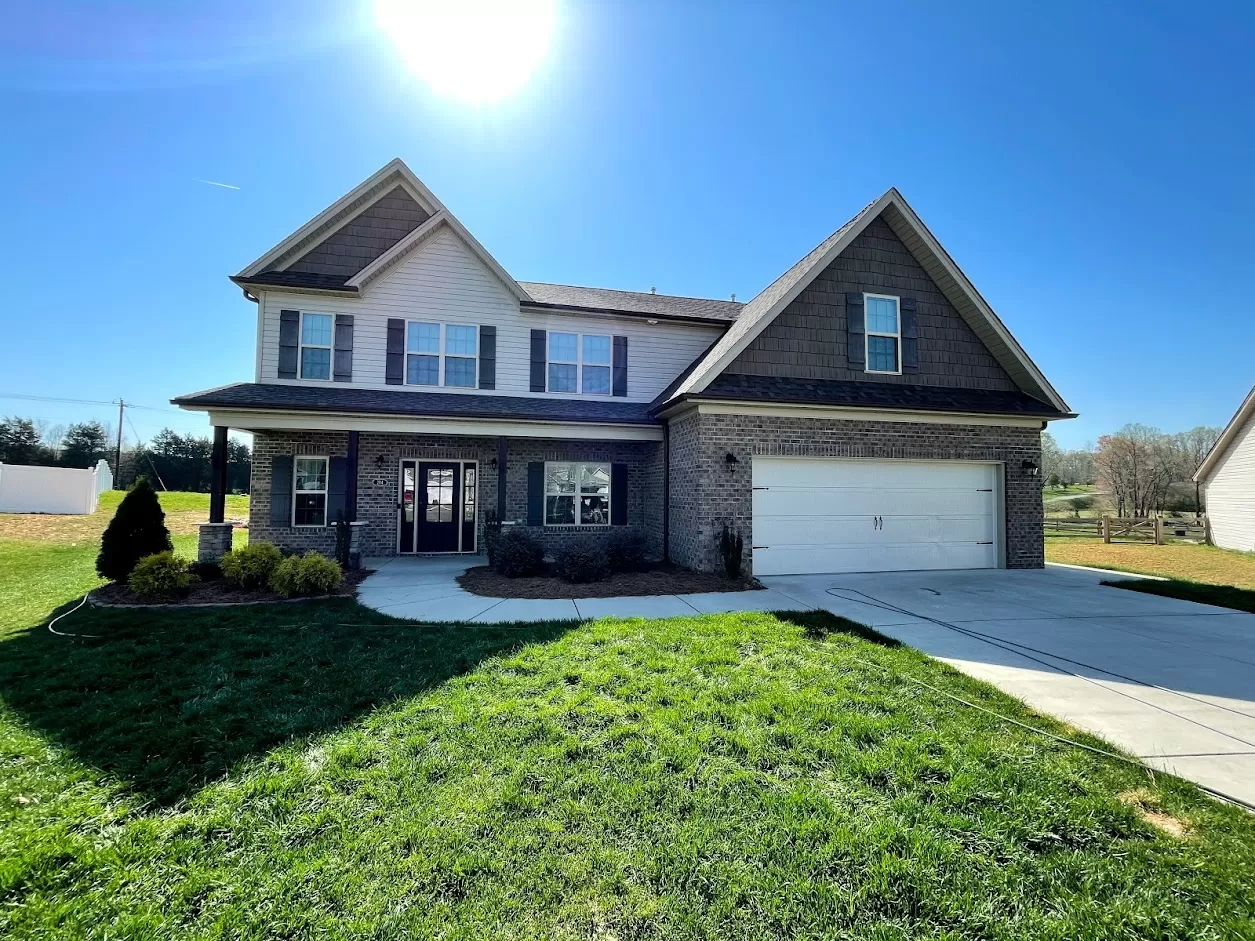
[[406, 322, 477, 388], [864, 294, 901, 374], [544, 462, 611, 526], [547, 331, 611, 394], [299, 313, 333, 380]]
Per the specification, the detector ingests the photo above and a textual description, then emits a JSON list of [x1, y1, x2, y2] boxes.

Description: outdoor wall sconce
[[375, 453, 387, 468], [725, 452, 740, 473], [488, 457, 499, 471], [1021, 459, 1039, 477]]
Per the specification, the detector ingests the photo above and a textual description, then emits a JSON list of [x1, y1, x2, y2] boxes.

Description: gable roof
[[1194, 384, 1255, 483], [519, 282, 742, 323], [665, 188, 1071, 414]]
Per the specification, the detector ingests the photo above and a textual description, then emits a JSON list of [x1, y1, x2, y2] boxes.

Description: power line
[[0, 391, 184, 415]]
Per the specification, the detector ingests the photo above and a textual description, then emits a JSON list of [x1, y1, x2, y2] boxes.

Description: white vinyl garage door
[[751, 458, 1000, 576]]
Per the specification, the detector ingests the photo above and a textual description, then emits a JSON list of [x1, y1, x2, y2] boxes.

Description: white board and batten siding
[[257, 229, 723, 404], [1205, 415, 1255, 552], [751, 457, 1002, 576]]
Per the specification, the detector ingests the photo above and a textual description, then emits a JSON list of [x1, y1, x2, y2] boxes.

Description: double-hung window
[[299, 313, 333, 380], [544, 462, 611, 526], [547, 332, 611, 394], [293, 456, 328, 527], [864, 294, 901, 374], [406, 322, 478, 388]]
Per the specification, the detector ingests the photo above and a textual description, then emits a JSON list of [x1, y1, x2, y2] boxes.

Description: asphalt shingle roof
[[234, 271, 356, 291], [519, 282, 742, 323]]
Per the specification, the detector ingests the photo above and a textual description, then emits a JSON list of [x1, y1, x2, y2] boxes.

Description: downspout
[[662, 422, 670, 563]]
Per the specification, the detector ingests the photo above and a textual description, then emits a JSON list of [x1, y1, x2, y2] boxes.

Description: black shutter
[[479, 325, 496, 389], [612, 336, 628, 397], [270, 455, 293, 525], [327, 456, 348, 524], [386, 318, 405, 385], [845, 293, 865, 368], [530, 330, 547, 392], [333, 315, 354, 382], [527, 461, 544, 525], [278, 310, 299, 378], [900, 297, 919, 374], [610, 463, 627, 525]]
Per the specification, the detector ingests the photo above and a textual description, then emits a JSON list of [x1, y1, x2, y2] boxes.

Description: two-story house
[[175, 159, 1073, 575]]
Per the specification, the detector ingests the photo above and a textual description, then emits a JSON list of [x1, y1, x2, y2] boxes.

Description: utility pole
[[114, 399, 125, 489]]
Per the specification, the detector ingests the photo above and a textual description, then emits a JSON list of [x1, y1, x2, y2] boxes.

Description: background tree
[[1096, 424, 1176, 517], [1040, 432, 1064, 487], [59, 421, 110, 468], [0, 416, 56, 465], [1171, 426, 1222, 516]]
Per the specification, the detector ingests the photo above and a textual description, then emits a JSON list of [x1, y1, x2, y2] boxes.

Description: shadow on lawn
[[0, 599, 575, 805]]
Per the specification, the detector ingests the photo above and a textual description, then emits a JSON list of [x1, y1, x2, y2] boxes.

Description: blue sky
[[2, 0, 1252, 450]]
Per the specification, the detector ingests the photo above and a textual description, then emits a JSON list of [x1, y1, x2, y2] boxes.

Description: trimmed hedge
[[270, 551, 343, 598], [554, 537, 610, 583], [606, 530, 648, 573], [493, 528, 545, 578], [221, 542, 283, 590], [128, 551, 196, 601]]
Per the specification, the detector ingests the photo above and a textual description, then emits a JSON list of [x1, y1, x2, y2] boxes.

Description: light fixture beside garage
[[1021, 459, 1039, 477], [725, 452, 740, 473]]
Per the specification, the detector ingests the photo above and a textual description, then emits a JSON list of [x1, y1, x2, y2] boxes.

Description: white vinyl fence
[[0, 459, 113, 515]]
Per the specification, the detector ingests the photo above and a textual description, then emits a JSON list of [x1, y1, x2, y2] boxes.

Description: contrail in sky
[[196, 179, 241, 190]]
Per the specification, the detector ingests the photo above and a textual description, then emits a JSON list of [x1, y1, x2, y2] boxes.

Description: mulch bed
[[92, 569, 371, 607], [457, 564, 762, 599]]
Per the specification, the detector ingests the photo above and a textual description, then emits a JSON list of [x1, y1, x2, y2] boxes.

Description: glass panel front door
[[399, 460, 477, 553], [400, 461, 418, 552]]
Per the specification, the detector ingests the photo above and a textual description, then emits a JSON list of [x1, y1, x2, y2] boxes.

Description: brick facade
[[249, 431, 663, 560], [666, 410, 1044, 573]]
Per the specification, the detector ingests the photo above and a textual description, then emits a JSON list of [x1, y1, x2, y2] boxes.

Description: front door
[[399, 459, 477, 554]]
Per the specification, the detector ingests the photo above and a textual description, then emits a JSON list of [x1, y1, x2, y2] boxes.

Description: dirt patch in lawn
[[0, 492, 248, 543], [458, 564, 761, 599], [92, 569, 370, 607], [1119, 789, 1192, 839]]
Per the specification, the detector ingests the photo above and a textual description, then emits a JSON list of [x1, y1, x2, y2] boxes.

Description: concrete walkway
[[358, 557, 1255, 805]]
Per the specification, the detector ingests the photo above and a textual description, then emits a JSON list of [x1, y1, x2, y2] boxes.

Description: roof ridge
[[518, 280, 743, 306]]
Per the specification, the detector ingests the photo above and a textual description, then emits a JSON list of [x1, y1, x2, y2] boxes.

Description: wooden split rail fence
[[1045, 516, 1209, 544]]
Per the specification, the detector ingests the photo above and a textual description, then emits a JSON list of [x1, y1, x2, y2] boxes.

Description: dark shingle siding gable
[[726, 215, 1017, 392], [286, 186, 430, 279]]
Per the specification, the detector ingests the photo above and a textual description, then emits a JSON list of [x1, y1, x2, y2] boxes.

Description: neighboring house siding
[[1205, 416, 1255, 552], [726, 215, 1017, 391], [257, 230, 722, 403], [667, 411, 1042, 572], [286, 186, 431, 278], [249, 430, 663, 559]]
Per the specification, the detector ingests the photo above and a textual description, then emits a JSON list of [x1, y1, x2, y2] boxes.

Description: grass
[[1, 601, 1253, 938], [1103, 577, 1255, 614], [1046, 540, 1255, 590], [0, 491, 247, 636], [1040, 485, 1096, 501]]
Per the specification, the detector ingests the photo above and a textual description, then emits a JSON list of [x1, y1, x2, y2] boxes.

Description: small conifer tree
[[96, 476, 173, 582]]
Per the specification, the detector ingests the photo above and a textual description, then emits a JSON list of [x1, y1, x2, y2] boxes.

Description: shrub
[[605, 529, 647, 573], [220, 542, 283, 589], [493, 528, 545, 577], [1068, 496, 1095, 517], [96, 476, 173, 582], [188, 560, 223, 581], [269, 551, 344, 598], [128, 551, 196, 601], [483, 509, 503, 565], [719, 523, 744, 579], [554, 537, 610, 583]]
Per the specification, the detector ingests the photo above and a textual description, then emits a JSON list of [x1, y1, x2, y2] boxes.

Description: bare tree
[[1172, 426, 1223, 517], [1096, 424, 1176, 517]]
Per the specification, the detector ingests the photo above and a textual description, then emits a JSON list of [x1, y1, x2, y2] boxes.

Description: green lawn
[[2, 600, 1252, 938], [1046, 540, 1255, 591]]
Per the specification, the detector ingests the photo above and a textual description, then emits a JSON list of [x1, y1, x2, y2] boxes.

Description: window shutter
[[386, 319, 405, 385], [530, 330, 547, 392], [270, 455, 293, 525], [610, 463, 628, 525], [900, 297, 919, 373], [333, 315, 354, 382], [327, 456, 348, 523], [527, 461, 544, 525], [845, 293, 865, 368], [479, 325, 497, 389], [612, 336, 628, 397], [278, 310, 299, 378]]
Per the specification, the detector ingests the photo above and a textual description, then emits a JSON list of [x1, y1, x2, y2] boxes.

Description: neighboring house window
[[406, 322, 478, 388], [544, 462, 611, 526], [299, 313, 333, 380], [293, 456, 328, 527], [547, 332, 611, 394], [864, 294, 901, 374]]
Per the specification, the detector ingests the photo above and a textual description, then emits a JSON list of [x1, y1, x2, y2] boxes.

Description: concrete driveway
[[763, 565, 1255, 807]]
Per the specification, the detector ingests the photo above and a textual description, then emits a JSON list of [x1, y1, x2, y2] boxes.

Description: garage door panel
[[755, 488, 991, 519]]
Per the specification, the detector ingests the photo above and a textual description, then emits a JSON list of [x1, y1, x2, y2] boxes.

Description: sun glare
[[376, 0, 556, 104]]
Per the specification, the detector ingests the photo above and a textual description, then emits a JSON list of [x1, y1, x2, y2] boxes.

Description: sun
[[375, 0, 556, 104]]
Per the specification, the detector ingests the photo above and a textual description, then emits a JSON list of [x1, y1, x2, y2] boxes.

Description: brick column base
[[348, 521, 369, 570], [198, 522, 234, 563]]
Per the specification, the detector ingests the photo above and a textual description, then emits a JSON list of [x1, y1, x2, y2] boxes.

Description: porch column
[[209, 426, 228, 523], [497, 436, 508, 519], [346, 431, 360, 522]]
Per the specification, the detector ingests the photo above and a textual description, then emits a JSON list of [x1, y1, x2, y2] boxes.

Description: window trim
[[543, 461, 612, 527], [404, 321, 479, 389], [298, 311, 334, 382], [863, 293, 902, 375], [546, 331, 612, 395], [292, 455, 329, 528]]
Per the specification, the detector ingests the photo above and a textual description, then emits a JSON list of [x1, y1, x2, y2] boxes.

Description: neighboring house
[[174, 159, 1074, 574], [1194, 385, 1255, 552]]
